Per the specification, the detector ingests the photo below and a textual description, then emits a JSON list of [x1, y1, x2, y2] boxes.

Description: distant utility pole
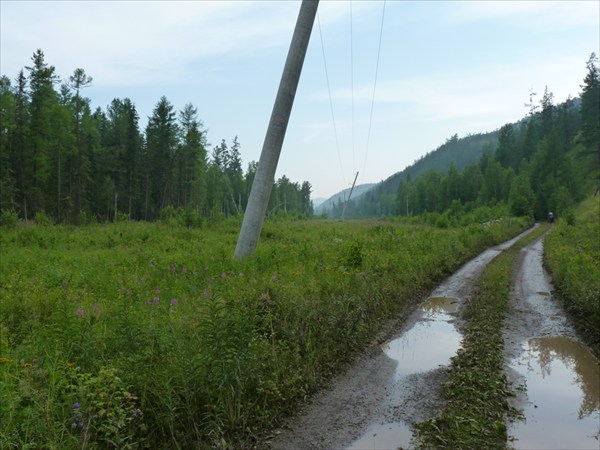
[[234, 0, 319, 258], [341, 171, 359, 220]]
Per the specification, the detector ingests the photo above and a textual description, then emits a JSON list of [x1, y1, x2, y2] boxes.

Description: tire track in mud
[[268, 227, 537, 450], [505, 234, 600, 448]]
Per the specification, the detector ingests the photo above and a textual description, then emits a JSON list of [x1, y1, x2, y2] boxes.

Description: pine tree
[[145, 96, 178, 218], [67, 68, 94, 219], [25, 49, 61, 218], [0, 76, 17, 211], [580, 53, 599, 160], [177, 103, 207, 210]]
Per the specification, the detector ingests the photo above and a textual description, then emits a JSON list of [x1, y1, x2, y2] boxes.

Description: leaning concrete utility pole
[[234, 0, 319, 258]]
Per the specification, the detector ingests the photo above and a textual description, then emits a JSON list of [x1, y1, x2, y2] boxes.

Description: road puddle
[[383, 296, 462, 377], [509, 336, 600, 448], [347, 421, 413, 450], [348, 297, 463, 449], [341, 228, 537, 450]]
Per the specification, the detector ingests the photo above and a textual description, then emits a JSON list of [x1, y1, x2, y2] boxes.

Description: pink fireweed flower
[[154, 288, 160, 294], [153, 297, 160, 303], [170, 299, 179, 306]]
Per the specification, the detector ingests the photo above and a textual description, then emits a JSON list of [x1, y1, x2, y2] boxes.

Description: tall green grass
[[0, 217, 529, 448], [544, 195, 600, 357]]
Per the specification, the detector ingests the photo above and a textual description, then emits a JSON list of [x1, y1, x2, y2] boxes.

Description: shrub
[[35, 210, 53, 226], [0, 209, 19, 227]]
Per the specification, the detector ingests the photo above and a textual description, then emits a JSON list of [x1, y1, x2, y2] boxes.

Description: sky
[[1, 1, 599, 200]]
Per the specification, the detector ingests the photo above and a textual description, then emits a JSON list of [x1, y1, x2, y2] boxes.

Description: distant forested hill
[[326, 131, 500, 218], [314, 183, 376, 216]]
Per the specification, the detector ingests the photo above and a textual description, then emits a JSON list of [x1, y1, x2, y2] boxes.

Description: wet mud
[[268, 228, 535, 450], [506, 237, 600, 448]]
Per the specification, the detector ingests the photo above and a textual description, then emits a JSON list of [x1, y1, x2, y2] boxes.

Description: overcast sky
[[1, 1, 598, 199]]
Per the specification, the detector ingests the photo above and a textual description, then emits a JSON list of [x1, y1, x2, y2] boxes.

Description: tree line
[[392, 53, 598, 221], [0, 49, 314, 224]]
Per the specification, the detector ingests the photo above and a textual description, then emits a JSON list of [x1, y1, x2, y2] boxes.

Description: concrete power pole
[[234, 0, 319, 258]]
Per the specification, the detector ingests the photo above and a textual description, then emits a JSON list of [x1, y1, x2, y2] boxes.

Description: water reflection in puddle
[[347, 421, 413, 450], [510, 336, 600, 448], [348, 297, 463, 449], [383, 296, 462, 377]]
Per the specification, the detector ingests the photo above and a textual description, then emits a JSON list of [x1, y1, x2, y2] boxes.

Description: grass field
[[1, 216, 530, 448], [544, 195, 600, 357]]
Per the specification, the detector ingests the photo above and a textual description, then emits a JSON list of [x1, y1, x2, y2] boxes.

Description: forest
[[0, 50, 313, 225], [1, 51, 598, 225], [333, 53, 599, 221]]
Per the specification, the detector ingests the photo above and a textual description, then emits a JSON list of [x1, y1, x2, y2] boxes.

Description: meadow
[[1, 216, 530, 448], [544, 195, 600, 357]]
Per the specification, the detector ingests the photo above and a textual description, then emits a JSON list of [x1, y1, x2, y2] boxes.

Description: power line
[[317, 11, 346, 186], [362, 0, 386, 180], [350, 0, 355, 173]]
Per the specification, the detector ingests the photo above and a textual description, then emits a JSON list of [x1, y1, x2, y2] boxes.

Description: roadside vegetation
[[0, 216, 528, 448], [415, 224, 549, 449], [544, 195, 600, 357]]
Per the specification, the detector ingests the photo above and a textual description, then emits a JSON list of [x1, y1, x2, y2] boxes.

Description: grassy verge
[[0, 217, 529, 448], [544, 195, 600, 357], [415, 224, 549, 449]]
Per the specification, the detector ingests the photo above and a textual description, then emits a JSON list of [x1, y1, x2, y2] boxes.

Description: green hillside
[[339, 53, 597, 220]]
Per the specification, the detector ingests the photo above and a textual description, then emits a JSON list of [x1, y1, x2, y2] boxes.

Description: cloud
[[446, 1, 599, 31], [1, 1, 303, 85], [308, 53, 587, 127]]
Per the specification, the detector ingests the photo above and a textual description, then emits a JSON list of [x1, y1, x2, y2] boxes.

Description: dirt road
[[268, 228, 599, 449]]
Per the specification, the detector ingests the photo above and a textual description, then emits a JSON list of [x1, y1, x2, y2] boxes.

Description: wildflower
[[72, 402, 81, 409], [182, 266, 187, 274], [0, 357, 12, 363], [154, 288, 160, 294], [133, 408, 143, 418], [91, 304, 100, 316], [220, 272, 227, 279], [170, 299, 179, 306], [170, 266, 176, 273], [20, 363, 32, 368], [75, 309, 86, 318], [153, 297, 160, 303]]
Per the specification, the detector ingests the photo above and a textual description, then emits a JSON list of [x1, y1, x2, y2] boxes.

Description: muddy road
[[268, 228, 600, 449], [505, 237, 600, 448]]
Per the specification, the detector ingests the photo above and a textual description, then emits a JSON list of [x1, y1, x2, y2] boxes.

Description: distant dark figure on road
[[547, 211, 555, 223]]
